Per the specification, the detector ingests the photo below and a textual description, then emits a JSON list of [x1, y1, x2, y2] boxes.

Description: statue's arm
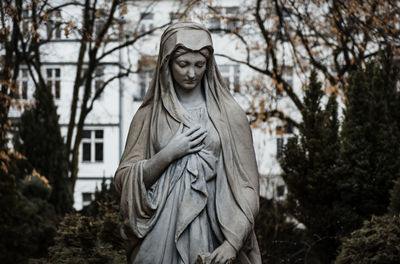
[[142, 141, 177, 188], [142, 123, 206, 189]]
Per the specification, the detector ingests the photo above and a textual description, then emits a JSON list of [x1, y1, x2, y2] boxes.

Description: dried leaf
[[120, 5, 127, 16]]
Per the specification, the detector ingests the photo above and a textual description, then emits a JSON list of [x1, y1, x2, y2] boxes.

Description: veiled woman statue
[[114, 22, 261, 264]]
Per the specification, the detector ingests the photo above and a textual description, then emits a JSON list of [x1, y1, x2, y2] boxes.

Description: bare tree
[[200, 0, 400, 125], [1, 0, 197, 195], [64, 0, 196, 191], [0, 0, 23, 152]]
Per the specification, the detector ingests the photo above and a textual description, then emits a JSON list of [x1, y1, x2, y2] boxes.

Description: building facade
[[10, 0, 299, 210]]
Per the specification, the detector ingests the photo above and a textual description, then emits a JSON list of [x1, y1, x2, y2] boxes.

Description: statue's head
[[156, 21, 214, 93], [170, 46, 210, 91], [159, 21, 213, 67], [141, 21, 224, 107]]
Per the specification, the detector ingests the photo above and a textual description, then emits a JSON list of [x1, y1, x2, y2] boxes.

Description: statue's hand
[[209, 241, 237, 264], [165, 123, 206, 160]]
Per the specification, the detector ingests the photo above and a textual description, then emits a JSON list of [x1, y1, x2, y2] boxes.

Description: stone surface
[[114, 21, 261, 264]]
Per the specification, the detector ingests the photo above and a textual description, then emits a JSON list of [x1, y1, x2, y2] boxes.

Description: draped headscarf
[[115, 22, 261, 264]]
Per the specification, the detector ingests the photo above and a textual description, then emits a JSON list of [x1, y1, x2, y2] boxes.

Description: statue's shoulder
[[130, 104, 153, 125]]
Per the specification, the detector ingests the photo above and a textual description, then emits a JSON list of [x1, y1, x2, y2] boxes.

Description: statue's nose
[[187, 67, 195, 79]]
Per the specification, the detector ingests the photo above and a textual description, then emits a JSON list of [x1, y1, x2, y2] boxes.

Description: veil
[[115, 22, 261, 264]]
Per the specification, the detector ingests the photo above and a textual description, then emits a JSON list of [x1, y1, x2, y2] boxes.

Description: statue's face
[[171, 51, 207, 91]]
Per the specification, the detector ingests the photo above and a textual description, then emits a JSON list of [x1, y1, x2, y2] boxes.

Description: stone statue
[[114, 22, 261, 264]]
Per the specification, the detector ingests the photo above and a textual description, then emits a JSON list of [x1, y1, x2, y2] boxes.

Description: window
[[95, 19, 106, 38], [141, 12, 154, 20], [135, 71, 153, 101], [22, 9, 30, 37], [226, 17, 240, 31], [47, 10, 62, 39], [80, 66, 104, 99], [94, 67, 104, 98], [81, 129, 104, 162], [225, 7, 239, 31], [225, 7, 239, 15], [22, 9, 30, 19], [219, 65, 240, 93], [209, 17, 221, 31], [284, 122, 294, 134], [12, 69, 29, 99], [20, 69, 28, 99], [135, 56, 156, 101], [208, 7, 240, 31], [277, 137, 284, 159], [282, 66, 293, 87], [139, 12, 154, 33], [46, 68, 61, 99], [276, 125, 283, 136], [93, 8, 120, 39], [277, 185, 285, 197], [277, 122, 294, 135], [82, 192, 94, 206], [276, 66, 293, 96]]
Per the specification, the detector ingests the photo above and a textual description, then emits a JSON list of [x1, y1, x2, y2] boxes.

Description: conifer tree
[[335, 157, 400, 264], [0, 156, 30, 263], [280, 71, 340, 262], [0, 153, 59, 262], [15, 81, 73, 215], [336, 53, 400, 234]]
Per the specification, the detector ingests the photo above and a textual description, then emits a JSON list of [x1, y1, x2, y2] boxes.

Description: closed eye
[[195, 62, 205, 67], [177, 61, 188, 67]]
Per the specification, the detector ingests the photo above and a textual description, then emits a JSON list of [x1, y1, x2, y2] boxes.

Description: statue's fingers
[[190, 130, 207, 142], [187, 130, 202, 141], [188, 145, 203, 154], [225, 258, 233, 264], [215, 254, 224, 264], [210, 251, 221, 264], [184, 125, 201, 136], [190, 133, 207, 147], [209, 253, 217, 264]]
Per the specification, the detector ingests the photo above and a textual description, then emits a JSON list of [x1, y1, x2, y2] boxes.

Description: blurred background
[[1, 0, 400, 263]]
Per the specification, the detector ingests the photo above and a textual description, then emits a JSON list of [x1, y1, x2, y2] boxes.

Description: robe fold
[[114, 21, 261, 264]]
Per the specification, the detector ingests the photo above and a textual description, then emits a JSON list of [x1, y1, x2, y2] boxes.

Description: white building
[[10, 0, 300, 210]]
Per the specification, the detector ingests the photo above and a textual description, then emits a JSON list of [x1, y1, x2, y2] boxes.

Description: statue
[[114, 21, 261, 264]]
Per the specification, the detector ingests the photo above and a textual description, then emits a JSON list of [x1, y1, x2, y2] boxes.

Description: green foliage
[[256, 198, 311, 264], [39, 201, 125, 264], [335, 214, 400, 264], [280, 71, 340, 262], [20, 172, 52, 201], [81, 178, 118, 217], [0, 154, 29, 263], [281, 55, 400, 262], [0, 153, 58, 263], [336, 53, 400, 233], [15, 83, 73, 215]]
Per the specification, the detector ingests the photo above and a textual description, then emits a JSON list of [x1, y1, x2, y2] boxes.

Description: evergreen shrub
[[255, 198, 311, 264], [335, 215, 400, 264], [280, 71, 340, 262], [40, 200, 125, 264], [1, 152, 58, 263]]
